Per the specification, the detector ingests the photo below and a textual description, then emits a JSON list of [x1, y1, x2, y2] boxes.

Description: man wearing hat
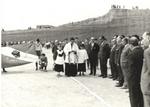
[[89, 37, 99, 76]]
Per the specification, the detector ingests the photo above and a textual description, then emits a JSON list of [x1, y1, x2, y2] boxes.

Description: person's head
[[75, 37, 79, 43], [41, 53, 45, 57], [80, 44, 85, 49], [111, 38, 116, 45], [99, 36, 106, 41], [36, 38, 40, 43], [130, 36, 139, 47], [64, 38, 68, 43], [141, 32, 150, 49], [84, 39, 88, 43], [70, 37, 75, 44], [122, 38, 128, 45], [54, 40, 59, 45], [116, 35, 123, 44], [57, 44, 63, 50], [90, 37, 95, 43], [113, 35, 118, 39]]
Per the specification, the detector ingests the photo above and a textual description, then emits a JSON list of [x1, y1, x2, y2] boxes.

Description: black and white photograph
[[1, 0, 150, 107]]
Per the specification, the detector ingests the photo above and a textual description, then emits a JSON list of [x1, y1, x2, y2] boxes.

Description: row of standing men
[[51, 33, 150, 107]]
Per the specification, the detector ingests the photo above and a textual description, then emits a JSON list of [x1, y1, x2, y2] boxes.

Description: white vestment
[[63, 42, 79, 63]]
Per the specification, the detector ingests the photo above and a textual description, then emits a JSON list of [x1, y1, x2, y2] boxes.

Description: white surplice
[[63, 42, 79, 63]]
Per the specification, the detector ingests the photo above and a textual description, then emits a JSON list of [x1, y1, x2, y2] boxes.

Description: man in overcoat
[[98, 36, 110, 78], [89, 37, 99, 76], [128, 36, 144, 107], [141, 32, 150, 107]]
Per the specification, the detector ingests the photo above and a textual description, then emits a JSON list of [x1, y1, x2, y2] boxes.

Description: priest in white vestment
[[63, 37, 79, 76]]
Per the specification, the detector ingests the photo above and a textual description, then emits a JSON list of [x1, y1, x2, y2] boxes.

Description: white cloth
[[63, 42, 79, 63], [55, 50, 64, 65], [78, 49, 88, 64]]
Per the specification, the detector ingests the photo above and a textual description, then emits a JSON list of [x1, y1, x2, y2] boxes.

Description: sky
[[1, 0, 150, 30]]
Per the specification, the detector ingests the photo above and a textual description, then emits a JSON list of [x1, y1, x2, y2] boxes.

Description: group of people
[[3, 31, 149, 107], [108, 32, 150, 107], [50, 32, 150, 107]]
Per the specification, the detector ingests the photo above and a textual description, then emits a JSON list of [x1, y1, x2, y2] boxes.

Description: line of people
[[51, 33, 150, 107], [33, 33, 150, 107]]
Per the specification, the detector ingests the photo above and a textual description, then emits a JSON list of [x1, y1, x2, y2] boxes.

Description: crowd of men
[[51, 33, 150, 107]]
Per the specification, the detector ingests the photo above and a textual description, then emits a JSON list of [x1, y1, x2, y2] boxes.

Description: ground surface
[[1, 48, 130, 107]]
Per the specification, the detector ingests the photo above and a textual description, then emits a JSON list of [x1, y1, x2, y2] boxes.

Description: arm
[[145, 49, 150, 73]]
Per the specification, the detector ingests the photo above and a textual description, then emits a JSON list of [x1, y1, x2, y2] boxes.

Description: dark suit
[[99, 40, 110, 77], [115, 44, 124, 85], [89, 42, 99, 75], [109, 44, 118, 79], [128, 46, 144, 107]]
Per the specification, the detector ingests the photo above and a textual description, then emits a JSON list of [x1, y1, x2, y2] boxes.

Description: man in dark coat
[[52, 40, 59, 61], [89, 37, 99, 76], [109, 38, 118, 80], [128, 36, 144, 107], [115, 35, 125, 87], [98, 36, 110, 78]]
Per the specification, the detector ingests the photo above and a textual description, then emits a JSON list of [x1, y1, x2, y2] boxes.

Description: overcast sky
[[1, 0, 150, 30]]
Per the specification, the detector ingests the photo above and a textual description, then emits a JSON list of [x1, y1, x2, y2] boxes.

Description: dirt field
[[1, 48, 130, 107]]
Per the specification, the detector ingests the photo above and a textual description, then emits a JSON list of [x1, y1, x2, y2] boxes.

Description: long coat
[[128, 46, 144, 84], [89, 43, 99, 63], [141, 47, 150, 95], [127, 46, 144, 107], [99, 40, 110, 60]]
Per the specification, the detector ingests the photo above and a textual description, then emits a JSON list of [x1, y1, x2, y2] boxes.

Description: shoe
[[89, 73, 92, 75], [116, 82, 120, 85], [93, 72, 96, 76], [98, 75, 103, 77], [121, 86, 128, 89], [108, 74, 112, 77], [102, 76, 107, 78], [113, 78, 117, 80], [3, 70, 7, 73], [108, 76, 113, 79], [115, 84, 123, 87]]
